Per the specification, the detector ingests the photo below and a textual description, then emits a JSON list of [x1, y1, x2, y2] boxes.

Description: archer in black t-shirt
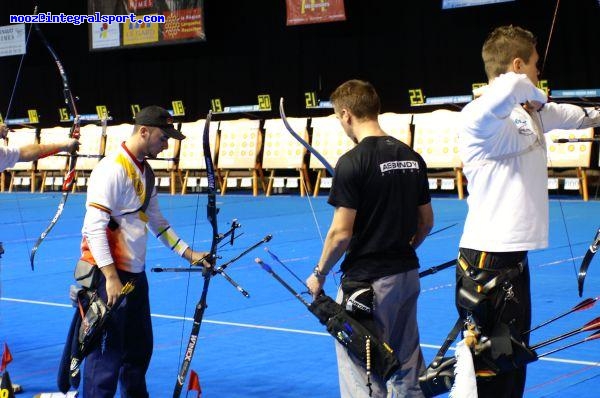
[[305, 79, 433, 398], [330, 135, 431, 281]]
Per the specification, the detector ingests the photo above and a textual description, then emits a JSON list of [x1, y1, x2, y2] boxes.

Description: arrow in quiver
[[255, 257, 400, 381]]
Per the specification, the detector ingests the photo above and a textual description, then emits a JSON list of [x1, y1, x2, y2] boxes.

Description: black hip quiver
[[419, 252, 537, 397], [309, 294, 400, 381]]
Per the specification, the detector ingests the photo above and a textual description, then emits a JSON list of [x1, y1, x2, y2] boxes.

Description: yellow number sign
[[408, 89, 424, 106], [96, 105, 108, 120], [211, 98, 223, 113], [131, 104, 141, 118], [27, 109, 39, 123], [58, 107, 70, 122], [305, 92, 317, 108], [258, 94, 271, 111], [171, 100, 185, 116]]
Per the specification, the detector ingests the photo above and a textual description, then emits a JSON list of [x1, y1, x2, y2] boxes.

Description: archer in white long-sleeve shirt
[[78, 106, 209, 398], [460, 72, 600, 252], [455, 25, 600, 398]]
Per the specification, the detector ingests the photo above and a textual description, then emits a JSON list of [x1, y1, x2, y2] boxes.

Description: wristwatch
[[313, 265, 328, 279]]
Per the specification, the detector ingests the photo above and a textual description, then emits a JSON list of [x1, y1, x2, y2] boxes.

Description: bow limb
[[279, 97, 335, 176], [578, 228, 600, 297], [203, 110, 219, 259], [29, 22, 81, 270], [279, 97, 333, 246]]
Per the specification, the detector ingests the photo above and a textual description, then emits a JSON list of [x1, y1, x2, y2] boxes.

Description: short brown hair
[[482, 25, 537, 79], [330, 79, 381, 120]]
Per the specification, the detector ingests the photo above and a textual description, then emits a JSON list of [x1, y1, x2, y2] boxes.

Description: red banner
[[286, 0, 346, 26], [128, 0, 154, 10], [163, 8, 205, 41]]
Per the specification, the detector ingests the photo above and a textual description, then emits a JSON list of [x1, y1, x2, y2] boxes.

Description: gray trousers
[[336, 270, 425, 398]]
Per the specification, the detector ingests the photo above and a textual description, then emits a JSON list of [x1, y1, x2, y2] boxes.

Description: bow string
[[539, 0, 589, 295], [2, 18, 36, 261]]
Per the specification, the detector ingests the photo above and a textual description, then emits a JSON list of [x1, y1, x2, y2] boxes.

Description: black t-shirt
[[328, 135, 431, 281]]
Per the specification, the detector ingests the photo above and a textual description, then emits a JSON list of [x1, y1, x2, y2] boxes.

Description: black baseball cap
[[134, 106, 186, 140]]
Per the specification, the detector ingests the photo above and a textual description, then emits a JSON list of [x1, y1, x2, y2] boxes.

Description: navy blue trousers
[[83, 270, 153, 398]]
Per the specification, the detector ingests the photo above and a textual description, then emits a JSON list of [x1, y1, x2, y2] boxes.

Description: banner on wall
[[442, 0, 514, 9], [0, 24, 26, 57], [88, 0, 205, 51], [286, 0, 346, 26]]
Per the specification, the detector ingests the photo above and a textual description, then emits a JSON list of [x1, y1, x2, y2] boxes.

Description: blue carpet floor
[[1, 192, 599, 397]]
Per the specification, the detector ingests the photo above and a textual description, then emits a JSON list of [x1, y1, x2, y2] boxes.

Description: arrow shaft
[[532, 329, 582, 350], [418, 259, 456, 278], [523, 297, 598, 335], [537, 331, 600, 358]]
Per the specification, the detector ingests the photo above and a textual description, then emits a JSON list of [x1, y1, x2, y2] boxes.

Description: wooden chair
[[146, 135, 180, 195], [378, 112, 413, 146], [104, 123, 133, 157], [104, 123, 180, 194], [262, 117, 310, 196], [412, 110, 464, 199], [178, 119, 219, 194], [73, 123, 105, 191], [217, 119, 263, 196], [546, 127, 594, 201], [5, 127, 38, 192], [309, 115, 355, 196], [37, 126, 70, 192]]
